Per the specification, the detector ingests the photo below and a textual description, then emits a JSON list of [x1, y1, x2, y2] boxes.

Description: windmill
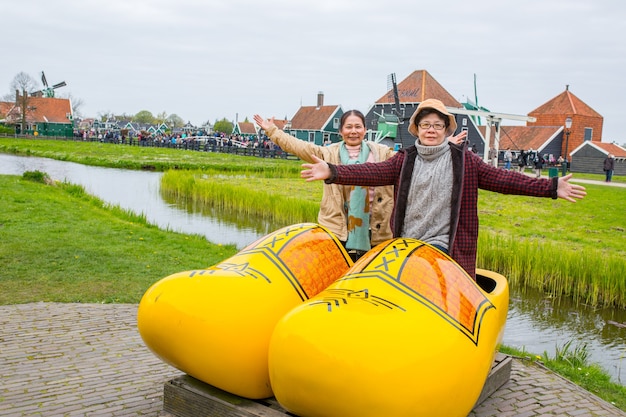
[[40, 71, 66, 98], [372, 73, 407, 145], [461, 74, 490, 125]]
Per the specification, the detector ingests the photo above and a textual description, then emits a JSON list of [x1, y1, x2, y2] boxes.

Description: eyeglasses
[[417, 122, 446, 130]]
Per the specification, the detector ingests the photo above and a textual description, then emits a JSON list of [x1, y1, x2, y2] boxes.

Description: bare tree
[[64, 93, 84, 119], [10, 72, 39, 96], [3, 72, 39, 134], [166, 114, 184, 128], [155, 111, 168, 124], [97, 111, 115, 122]]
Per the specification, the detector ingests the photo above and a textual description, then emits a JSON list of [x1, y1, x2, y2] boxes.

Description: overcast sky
[[4, 0, 625, 143]]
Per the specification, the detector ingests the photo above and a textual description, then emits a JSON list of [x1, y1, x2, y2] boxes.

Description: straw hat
[[408, 99, 457, 137]]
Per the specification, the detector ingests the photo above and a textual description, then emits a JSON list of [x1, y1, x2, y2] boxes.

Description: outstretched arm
[[557, 174, 587, 202]]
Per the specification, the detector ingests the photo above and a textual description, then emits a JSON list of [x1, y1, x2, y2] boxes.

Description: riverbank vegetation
[[160, 170, 320, 225], [476, 184, 626, 308]]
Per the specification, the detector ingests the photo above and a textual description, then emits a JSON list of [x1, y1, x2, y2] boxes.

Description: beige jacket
[[265, 125, 395, 245]]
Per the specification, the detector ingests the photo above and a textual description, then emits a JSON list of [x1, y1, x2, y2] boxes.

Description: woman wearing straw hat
[[300, 99, 587, 280]]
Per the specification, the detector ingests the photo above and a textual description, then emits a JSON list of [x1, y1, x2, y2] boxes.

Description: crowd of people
[[73, 128, 281, 150]]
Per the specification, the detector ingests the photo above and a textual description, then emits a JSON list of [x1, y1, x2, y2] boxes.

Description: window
[[584, 128, 593, 141], [308, 132, 315, 143], [333, 118, 339, 129]]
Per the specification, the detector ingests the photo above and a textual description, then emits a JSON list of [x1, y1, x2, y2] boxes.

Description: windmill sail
[[40, 71, 67, 97]]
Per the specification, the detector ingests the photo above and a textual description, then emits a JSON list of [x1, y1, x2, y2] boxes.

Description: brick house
[[528, 86, 603, 161]]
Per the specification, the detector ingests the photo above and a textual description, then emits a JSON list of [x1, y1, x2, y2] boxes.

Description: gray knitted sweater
[[401, 140, 453, 249]]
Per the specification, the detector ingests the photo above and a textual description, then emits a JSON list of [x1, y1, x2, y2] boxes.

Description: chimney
[[317, 91, 324, 109], [16, 89, 19, 103]]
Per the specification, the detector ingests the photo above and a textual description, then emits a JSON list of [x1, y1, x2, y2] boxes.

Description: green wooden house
[[285, 93, 343, 146]]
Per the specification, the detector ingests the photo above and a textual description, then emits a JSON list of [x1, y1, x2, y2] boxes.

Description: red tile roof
[[0, 101, 13, 118], [587, 141, 626, 158], [478, 125, 561, 151], [529, 89, 601, 118], [273, 119, 289, 130], [290, 105, 340, 130], [237, 121, 257, 135], [375, 70, 462, 108], [3, 96, 72, 124]]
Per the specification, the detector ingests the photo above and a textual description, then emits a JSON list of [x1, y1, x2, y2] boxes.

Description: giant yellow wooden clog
[[137, 223, 352, 399], [268, 238, 509, 417]]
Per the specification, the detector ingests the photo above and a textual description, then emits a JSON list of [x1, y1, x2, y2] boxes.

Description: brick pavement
[[1, 302, 624, 417]]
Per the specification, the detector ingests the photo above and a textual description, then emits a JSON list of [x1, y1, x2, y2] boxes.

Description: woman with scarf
[[299, 99, 586, 279], [254, 111, 396, 261]]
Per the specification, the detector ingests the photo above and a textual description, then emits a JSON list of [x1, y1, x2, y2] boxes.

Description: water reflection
[[505, 286, 625, 384], [159, 191, 285, 237], [1, 153, 624, 385]]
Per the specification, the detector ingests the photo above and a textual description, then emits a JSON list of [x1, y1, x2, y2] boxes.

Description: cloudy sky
[[4, 0, 625, 142]]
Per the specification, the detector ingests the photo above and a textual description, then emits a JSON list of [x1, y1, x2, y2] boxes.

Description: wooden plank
[[163, 376, 291, 417], [475, 353, 512, 407], [164, 354, 512, 417]]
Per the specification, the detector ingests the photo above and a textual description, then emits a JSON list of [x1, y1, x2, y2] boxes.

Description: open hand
[[557, 174, 587, 202], [301, 155, 331, 182], [449, 130, 467, 145], [253, 115, 274, 130]]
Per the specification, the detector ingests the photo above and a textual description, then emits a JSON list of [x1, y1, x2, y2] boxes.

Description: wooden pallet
[[163, 353, 512, 417]]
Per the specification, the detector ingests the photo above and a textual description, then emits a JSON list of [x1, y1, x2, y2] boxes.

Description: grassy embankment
[[0, 172, 238, 304]]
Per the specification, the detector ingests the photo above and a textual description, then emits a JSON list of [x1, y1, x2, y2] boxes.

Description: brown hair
[[340, 110, 366, 129]]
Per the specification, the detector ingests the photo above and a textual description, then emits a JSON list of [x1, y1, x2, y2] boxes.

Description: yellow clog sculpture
[[137, 223, 352, 399], [268, 238, 509, 417]]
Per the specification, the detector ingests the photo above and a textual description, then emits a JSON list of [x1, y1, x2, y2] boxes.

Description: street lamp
[[562, 116, 572, 176]]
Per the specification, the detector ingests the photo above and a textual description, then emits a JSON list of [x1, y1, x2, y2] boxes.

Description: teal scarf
[[340, 143, 371, 252]]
